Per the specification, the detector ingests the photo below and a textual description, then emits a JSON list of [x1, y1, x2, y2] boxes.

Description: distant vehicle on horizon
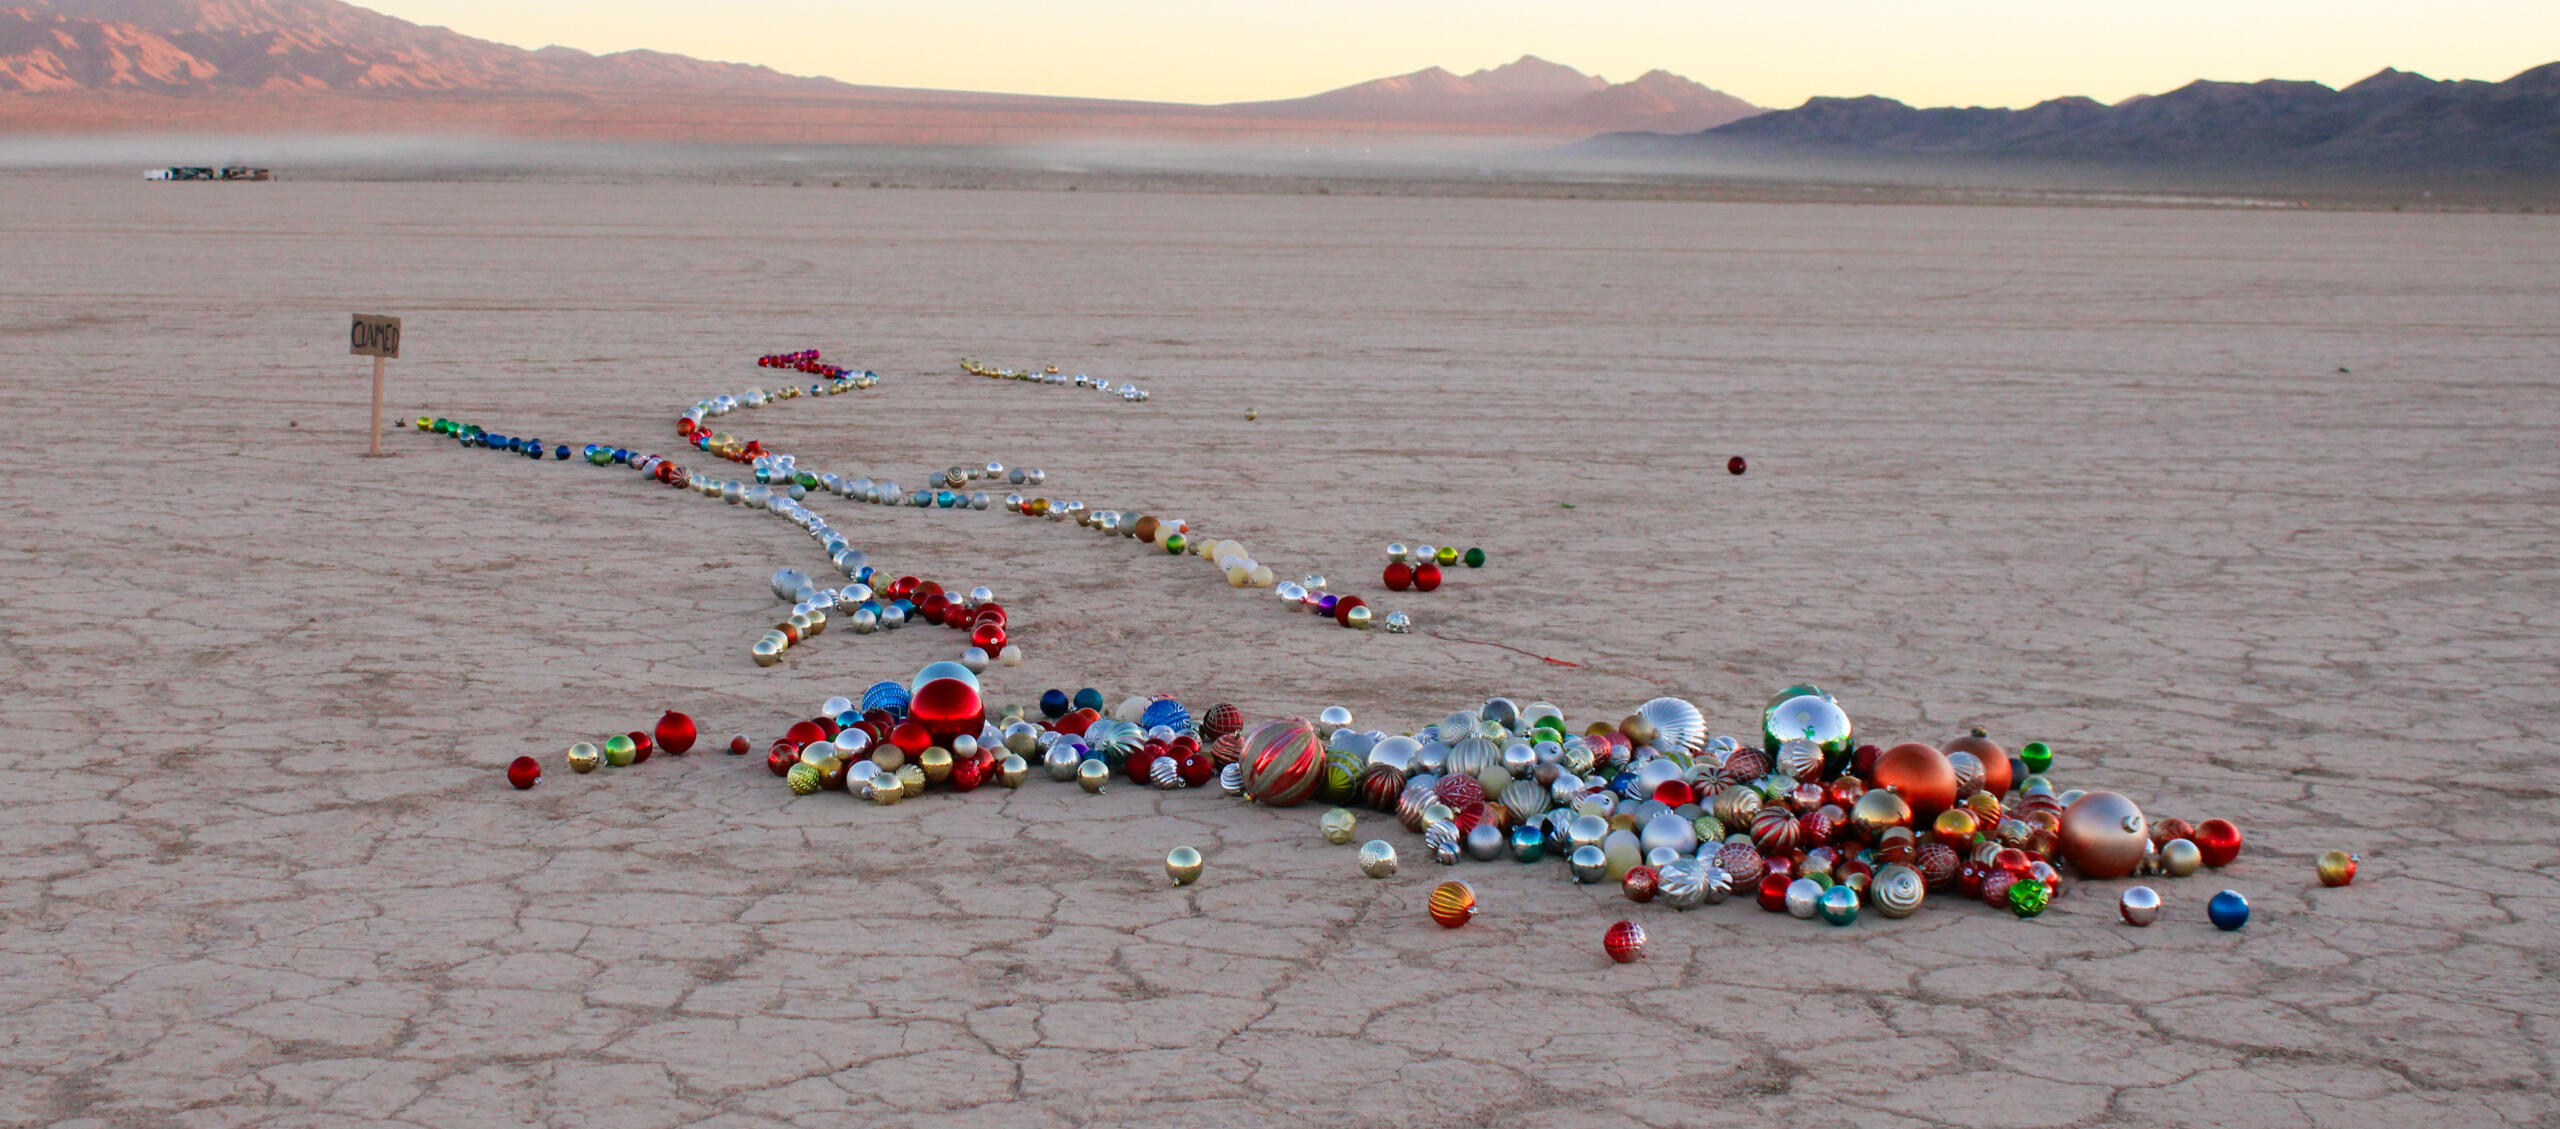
[[143, 167, 271, 181]]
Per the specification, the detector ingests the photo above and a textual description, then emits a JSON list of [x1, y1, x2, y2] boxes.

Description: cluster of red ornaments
[[756, 349, 853, 378], [1380, 560, 1443, 593], [884, 574, 1011, 654]]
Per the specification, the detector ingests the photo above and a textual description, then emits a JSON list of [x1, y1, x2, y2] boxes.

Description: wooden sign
[[352, 313, 401, 455], [350, 313, 402, 359]]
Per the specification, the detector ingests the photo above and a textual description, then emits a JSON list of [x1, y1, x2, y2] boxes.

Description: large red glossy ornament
[[785, 720, 828, 749], [1870, 742, 1959, 820], [506, 756, 541, 790], [1383, 562, 1413, 591], [654, 712, 698, 755], [918, 594, 951, 626], [910, 678, 985, 741], [1412, 563, 1443, 592], [2194, 819, 2244, 867], [1653, 780, 1696, 808]]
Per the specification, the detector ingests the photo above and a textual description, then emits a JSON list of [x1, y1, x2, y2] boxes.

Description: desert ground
[[0, 176, 2554, 1127]]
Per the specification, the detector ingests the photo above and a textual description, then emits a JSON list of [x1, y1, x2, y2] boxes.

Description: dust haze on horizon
[[360, 0, 2560, 110]]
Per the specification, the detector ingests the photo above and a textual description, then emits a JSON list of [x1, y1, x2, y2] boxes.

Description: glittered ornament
[[2208, 889, 2249, 930], [1622, 865, 1660, 903], [2316, 849, 2358, 887], [1165, 846, 1204, 886], [2007, 878, 2050, 918], [1603, 920, 1647, 963], [786, 762, 823, 795], [1428, 880, 1477, 928], [2119, 885, 2162, 926], [507, 756, 541, 790]]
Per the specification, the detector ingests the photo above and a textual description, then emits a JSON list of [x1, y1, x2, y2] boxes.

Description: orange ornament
[[1944, 729, 2011, 796], [1870, 742, 1958, 820], [2056, 791, 2149, 879]]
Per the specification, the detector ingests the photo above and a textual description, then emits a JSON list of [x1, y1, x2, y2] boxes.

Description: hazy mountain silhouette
[[1590, 65, 2560, 176]]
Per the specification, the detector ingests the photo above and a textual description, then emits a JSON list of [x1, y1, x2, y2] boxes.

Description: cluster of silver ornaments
[[960, 359, 1150, 401]]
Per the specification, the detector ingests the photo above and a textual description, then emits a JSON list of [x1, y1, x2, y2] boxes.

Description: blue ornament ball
[[2208, 889, 2250, 931], [1039, 689, 1071, 719]]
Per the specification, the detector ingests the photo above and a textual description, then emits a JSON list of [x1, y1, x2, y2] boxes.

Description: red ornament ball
[[1728, 455, 1747, 475], [728, 733, 751, 756], [1412, 563, 1443, 592], [1332, 596, 1367, 628], [1177, 753, 1215, 787], [890, 720, 934, 756], [2194, 818, 2244, 867], [655, 711, 698, 755], [1622, 865, 1660, 903], [766, 746, 798, 777], [971, 622, 1008, 654], [1383, 561, 1413, 591], [784, 720, 828, 749], [1603, 920, 1648, 963], [626, 731, 654, 764], [506, 756, 541, 790], [1757, 871, 1794, 912], [909, 678, 984, 741]]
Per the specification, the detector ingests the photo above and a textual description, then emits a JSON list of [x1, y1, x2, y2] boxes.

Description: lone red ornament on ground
[[506, 756, 541, 790], [728, 733, 751, 755], [1603, 920, 1647, 963], [1728, 456, 1747, 475], [655, 711, 698, 755]]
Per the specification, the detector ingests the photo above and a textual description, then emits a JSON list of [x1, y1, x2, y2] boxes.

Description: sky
[[365, 1, 2560, 109]]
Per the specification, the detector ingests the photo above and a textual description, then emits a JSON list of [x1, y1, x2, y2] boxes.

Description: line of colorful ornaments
[[960, 358, 1151, 402]]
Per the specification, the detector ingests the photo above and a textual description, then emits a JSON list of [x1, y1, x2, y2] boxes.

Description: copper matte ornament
[[2058, 791, 2149, 878], [1870, 743, 1959, 819]]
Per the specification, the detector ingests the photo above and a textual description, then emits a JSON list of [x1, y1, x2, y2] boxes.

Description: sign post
[[350, 314, 401, 456]]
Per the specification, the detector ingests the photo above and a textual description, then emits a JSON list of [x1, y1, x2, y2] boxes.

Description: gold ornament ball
[[1078, 758, 1110, 793], [2316, 849, 2359, 887], [919, 747, 954, 783], [997, 754, 1030, 788], [897, 763, 927, 797], [1320, 808, 1359, 845], [1165, 846, 1204, 886], [2160, 838, 2203, 878], [869, 777, 903, 805], [566, 742, 601, 774]]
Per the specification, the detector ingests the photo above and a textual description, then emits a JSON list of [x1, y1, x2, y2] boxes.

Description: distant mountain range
[[0, 0, 1760, 139], [1592, 65, 2560, 177]]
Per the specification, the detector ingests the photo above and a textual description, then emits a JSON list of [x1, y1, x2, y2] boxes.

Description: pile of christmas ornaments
[[961, 359, 1150, 402], [1219, 687, 2276, 943], [754, 348, 873, 385], [517, 710, 711, 789], [753, 663, 1245, 802]]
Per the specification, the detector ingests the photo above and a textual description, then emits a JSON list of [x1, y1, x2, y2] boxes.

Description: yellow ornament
[[786, 762, 822, 795]]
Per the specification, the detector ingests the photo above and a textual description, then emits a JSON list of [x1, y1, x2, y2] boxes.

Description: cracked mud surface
[[1, 180, 2554, 1127]]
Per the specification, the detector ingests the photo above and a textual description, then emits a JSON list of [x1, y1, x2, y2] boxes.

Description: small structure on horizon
[[144, 167, 271, 181]]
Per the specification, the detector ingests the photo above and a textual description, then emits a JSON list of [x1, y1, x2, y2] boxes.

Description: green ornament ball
[[1163, 533, 1186, 555], [2008, 879, 2050, 918], [2021, 741, 2054, 773], [603, 734, 638, 767], [1462, 547, 1485, 568]]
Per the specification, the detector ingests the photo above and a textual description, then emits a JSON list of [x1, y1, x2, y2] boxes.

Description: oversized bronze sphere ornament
[[2058, 791, 2148, 878]]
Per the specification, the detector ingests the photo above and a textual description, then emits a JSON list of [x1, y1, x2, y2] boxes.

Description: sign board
[[351, 314, 402, 359]]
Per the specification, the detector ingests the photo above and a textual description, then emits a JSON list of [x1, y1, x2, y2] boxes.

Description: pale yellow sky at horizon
[[366, 0, 2560, 109]]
